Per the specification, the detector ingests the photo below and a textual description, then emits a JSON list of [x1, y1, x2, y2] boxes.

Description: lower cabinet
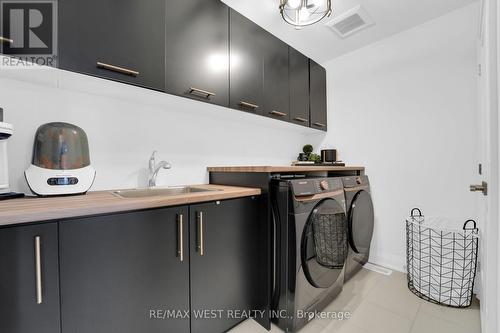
[[0, 197, 261, 333], [59, 207, 190, 333], [0, 223, 61, 333], [189, 197, 261, 333]]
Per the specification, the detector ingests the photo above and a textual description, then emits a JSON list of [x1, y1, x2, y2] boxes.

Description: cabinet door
[[310, 59, 328, 131], [0, 223, 60, 333], [290, 48, 310, 127], [0, 38, 11, 55], [262, 33, 290, 121], [58, 0, 166, 91], [189, 197, 262, 333], [166, 0, 229, 107], [229, 9, 265, 113], [59, 207, 190, 333]]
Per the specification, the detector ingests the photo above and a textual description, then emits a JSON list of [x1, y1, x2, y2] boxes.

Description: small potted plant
[[308, 153, 321, 164]]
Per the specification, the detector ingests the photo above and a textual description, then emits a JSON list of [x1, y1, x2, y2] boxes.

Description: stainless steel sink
[[112, 186, 220, 199]]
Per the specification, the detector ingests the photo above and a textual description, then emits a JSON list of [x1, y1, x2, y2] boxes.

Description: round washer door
[[301, 198, 347, 288], [348, 190, 374, 255]]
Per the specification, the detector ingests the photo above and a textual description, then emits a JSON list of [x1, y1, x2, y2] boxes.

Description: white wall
[[0, 68, 325, 193], [320, 2, 480, 271]]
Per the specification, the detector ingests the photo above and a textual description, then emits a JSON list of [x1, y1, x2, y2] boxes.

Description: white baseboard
[[368, 253, 406, 273]]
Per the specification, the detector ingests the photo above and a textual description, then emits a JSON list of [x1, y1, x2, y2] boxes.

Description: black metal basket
[[406, 208, 479, 308], [312, 212, 347, 268]]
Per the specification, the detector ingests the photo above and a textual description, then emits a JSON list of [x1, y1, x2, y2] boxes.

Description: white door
[[475, 1, 499, 333]]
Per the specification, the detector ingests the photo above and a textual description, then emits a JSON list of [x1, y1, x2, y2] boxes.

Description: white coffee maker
[[0, 108, 13, 194]]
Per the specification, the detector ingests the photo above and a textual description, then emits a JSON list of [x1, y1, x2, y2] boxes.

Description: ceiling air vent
[[326, 5, 374, 38]]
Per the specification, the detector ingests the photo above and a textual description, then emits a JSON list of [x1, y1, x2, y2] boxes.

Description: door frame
[[478, 1, 499, 333]]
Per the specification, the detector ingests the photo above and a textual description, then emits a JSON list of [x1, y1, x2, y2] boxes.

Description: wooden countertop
[[207, 165, 365, 173], [0, 184, 261, 227]]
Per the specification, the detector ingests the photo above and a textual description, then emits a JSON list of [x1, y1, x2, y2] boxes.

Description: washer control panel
[[292, 178, 343, 196], [343, 175, 369, 188]]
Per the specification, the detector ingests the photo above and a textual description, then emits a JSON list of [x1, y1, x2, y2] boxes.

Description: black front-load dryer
[[271, 177, 348, 332], [342, 175, 374, 281]]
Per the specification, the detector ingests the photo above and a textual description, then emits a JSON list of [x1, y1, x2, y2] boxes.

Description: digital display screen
[[47, 177, 79, 186]]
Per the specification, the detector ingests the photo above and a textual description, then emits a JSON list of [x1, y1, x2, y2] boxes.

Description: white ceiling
[[222, 0, 478, 64]]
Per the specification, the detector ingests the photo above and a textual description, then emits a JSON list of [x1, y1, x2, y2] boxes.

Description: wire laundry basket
[[406, 208, 479, 308], [313, 212, 347, 268]]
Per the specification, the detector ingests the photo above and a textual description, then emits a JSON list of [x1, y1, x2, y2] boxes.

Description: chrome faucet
[[148, 151, 171, 187]]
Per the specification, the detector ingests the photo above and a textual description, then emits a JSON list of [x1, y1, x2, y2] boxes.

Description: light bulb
[[298, 7, 310, 21], [280, 0, 331, 27], [287, 0, 301, 10]]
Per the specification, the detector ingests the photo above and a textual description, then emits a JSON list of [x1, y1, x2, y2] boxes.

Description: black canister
[[297, 153, 309, 161], [321, 149, 337, 163]]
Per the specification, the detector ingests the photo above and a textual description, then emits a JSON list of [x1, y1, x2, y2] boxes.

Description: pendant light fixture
[[280, 0, 332, 28]]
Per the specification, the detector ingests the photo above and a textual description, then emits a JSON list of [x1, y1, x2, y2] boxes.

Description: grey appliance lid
[[31, 122, 91, 170]]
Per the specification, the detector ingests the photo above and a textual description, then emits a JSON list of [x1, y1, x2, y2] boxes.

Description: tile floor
[[229, 268, 481, 333]]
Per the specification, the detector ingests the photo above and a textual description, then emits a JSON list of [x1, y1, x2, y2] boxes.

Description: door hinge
[[478, 64, 482, 76], [470, 181, 488, 196]]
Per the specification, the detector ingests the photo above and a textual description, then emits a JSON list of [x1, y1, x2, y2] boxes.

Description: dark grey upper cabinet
[[166, 0, 229, 106], [310, 59, 328, 131], [58, 0, 166, 91], [229, 9, 265, 113], [0, 223, 61, 333], [262, 33, 290, 121], [56, 1, 328, 129], [59, 207, 190, 333], [189, 197, 262, 333], [289, 48, 310, 127]]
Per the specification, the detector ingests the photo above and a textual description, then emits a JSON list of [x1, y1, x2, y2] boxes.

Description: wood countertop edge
[[0, 185, 261, 227], [207, 166, 366, 172]]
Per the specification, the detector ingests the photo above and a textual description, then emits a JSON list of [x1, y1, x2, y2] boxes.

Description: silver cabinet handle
[[197, 212, 204, 256], [293, 117, 308, 123], [269, 110, 287, 117], [0, 36, 14, 44], [239, 101, 259, 110], [96, 62, 139, 77], [189, 87, 216, 99], [313, 122, 326, 127], [34, 236, 43, 305], [177, 214, 184, 262]]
